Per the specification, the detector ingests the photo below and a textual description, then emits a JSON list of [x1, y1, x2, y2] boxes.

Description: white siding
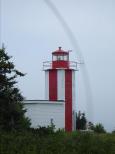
[[57, 70, 65, 100], [24, 100, 65, 130]]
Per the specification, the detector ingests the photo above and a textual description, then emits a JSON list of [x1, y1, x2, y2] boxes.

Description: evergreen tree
[[0, 46, 30, 131], [87, 121, 94, 130], [76, 111, 87, 130], [93, 123, 106, 133]]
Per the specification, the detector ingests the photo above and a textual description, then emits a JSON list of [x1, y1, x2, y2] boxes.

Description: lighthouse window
[[64, 55, 68, 61], [53, 55, 57, 61], [53, 55, 68, 61], [57, 56, 62, 60]]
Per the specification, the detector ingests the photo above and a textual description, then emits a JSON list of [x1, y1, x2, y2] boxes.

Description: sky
[[0, 0, 115, 132]]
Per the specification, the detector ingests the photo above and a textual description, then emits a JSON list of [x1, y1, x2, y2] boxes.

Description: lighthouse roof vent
[[52, 47, 68, 56]]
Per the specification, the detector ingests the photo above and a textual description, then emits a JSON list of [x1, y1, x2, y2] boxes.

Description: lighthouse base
[[24, 100, 76, 131], [24, 100, 65, 130]]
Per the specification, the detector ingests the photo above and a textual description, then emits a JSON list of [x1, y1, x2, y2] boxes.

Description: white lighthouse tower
[[43, 47, 77, 132]]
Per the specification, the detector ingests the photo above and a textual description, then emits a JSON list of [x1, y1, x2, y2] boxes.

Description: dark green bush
[[27, 125, 55, 136], [0, 131, 115, 154]]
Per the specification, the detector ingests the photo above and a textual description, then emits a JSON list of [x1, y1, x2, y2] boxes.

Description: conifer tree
[[0, 46, 30, 131], [93, 123, 106, 133], [76, 111, 87, 130]]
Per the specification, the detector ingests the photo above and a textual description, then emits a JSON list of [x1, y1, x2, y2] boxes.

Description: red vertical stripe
[[65, 70, 72, 132], [49, 70, 57, 101]]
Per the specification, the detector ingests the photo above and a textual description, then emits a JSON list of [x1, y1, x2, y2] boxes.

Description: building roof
[[23, 100, 64, 105], [52, 47, 68, 56]]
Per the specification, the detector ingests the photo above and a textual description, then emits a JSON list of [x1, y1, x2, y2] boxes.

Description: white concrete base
[[24, 100, 65, 130]]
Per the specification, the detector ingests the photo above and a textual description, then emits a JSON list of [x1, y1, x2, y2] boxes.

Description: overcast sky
[[1, 0, 115, 131]]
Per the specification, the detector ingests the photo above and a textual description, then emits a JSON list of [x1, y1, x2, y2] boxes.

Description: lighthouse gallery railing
[[43, 61, 78, 70]]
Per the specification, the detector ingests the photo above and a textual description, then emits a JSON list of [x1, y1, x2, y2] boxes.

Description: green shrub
[[0, 131, 115, 154]]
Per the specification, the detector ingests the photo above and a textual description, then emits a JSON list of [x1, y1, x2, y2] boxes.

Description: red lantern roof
[[52, 47, 69, 56]]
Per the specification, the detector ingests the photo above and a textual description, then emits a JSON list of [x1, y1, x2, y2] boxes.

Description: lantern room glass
[[52, 55, 68, 61]]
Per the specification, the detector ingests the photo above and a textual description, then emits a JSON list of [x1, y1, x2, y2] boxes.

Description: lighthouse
[[43, 47, 77, 131]]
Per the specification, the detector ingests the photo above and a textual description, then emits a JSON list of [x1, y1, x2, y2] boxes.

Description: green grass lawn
[[0, 131, 115, 154]]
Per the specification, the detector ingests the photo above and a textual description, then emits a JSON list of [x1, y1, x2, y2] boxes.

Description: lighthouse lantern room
[[52, 46, 69, 69], [43, 47, 77, 132]]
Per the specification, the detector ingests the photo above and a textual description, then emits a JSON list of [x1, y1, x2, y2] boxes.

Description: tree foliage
[[1, 131, 115, 154], [0, 47, 30, 131], [92, 123, 106, 133], [76, 111, 87, 130], [76, 112, 106, 133]]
